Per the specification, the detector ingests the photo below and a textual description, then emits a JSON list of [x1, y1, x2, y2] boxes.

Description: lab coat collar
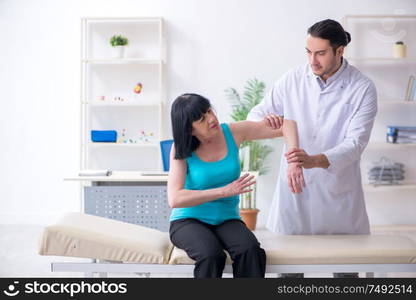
[[307, 58, 350, 93]]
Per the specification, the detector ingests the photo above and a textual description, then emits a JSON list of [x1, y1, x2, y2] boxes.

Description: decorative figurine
[[134, 82, 143, 94], [138, 130, 155, 143]]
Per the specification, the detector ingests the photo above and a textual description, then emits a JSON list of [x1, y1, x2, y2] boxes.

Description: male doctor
[[247, 19, 377, 278]]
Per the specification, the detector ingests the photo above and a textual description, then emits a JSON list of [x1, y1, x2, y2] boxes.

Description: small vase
[[393, 43, 406, 58], [240, 209, 259, 231], [113, 45, 125, 58]]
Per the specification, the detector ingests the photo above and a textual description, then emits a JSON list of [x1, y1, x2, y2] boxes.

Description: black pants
[[169, 218, 266, 278]]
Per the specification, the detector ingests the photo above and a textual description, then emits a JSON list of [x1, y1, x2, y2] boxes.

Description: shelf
[[82, 58, 164, 64], [344, 14, 416, 19], [366, 142, 416, 150], [87, 143, 159, 148], [378, 101, 416, 109], [84, 102, 161, 107], [347, 57, 416, 63], [84, 17, 162, 24], [81, 17, 165, 171], [344, 14, 416, 209], [364, 183, 416, 192], [378, 101, 416, 106]]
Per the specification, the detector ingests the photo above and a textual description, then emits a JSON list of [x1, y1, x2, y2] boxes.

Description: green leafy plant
[[110, 35, 129, 47], [225, 78, 274, 209]]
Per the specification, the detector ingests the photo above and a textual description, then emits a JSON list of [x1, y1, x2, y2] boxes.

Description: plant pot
[[240, 209, 259, 231], [113, 45, 125, 58]]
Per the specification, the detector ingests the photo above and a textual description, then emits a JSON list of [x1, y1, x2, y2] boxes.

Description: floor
[[0, 225, 414, 278]]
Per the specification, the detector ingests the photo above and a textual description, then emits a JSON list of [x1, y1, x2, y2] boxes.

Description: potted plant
[[110, 34, 129, 58], [238, 170, 259, 230], [225, 78, 273, 230]]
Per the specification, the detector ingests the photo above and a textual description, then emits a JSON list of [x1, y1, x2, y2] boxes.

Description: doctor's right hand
[[287, 163, 306, 194], [262, 114, 283, 130]]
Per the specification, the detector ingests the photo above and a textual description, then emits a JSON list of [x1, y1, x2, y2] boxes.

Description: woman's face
[[191, 108, 220, 139]]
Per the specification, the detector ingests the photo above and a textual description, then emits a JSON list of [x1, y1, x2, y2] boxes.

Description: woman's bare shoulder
[[228, 121, 250, 146]]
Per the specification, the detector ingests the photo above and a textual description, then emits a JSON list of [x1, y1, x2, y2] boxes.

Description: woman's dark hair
[[170, 93, 211, 159], [307, 19, 351, 54]]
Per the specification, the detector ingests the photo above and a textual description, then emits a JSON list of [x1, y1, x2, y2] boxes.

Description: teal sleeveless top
[[169, 123, 241, 225]]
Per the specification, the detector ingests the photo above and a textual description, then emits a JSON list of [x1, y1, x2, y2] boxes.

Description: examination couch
[[38, 212, 416, 277]]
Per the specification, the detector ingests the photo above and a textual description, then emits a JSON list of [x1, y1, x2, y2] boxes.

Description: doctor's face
[[306, 35, 344, 80]]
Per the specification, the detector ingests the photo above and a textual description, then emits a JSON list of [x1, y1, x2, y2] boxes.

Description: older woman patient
[[167, 93, 302, 278]]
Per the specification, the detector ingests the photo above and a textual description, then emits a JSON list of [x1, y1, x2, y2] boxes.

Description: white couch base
[[51, 260, 416, 278]]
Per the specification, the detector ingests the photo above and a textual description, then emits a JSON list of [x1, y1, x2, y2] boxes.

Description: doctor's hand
[[285, 148, 316, 169], [287, 163, 305, 194], [262, 114, 283, 130]]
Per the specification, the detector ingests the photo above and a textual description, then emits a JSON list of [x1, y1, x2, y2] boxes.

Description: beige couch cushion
[[258, 232, 416, 265], [39, 214, 416, 266], [38, 212, 173, 264], [168, 233, 416, 265], [371, 225, 416, 243]]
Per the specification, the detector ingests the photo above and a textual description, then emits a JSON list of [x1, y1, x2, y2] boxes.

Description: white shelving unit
[[343, 15, 416, 225], [347, 57, 416, 62], [364, 183, 416, 192], [80, 17, 166, 172], [366, 142, 416, 150]]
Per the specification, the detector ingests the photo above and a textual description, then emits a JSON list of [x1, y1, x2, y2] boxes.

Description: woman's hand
[[287, 162, 306, 194], [222, 173, 256, 197], [262, 114, 283, 130]]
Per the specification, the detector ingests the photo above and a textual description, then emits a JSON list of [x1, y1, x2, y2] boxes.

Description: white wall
[[1, 0, 415, 226]]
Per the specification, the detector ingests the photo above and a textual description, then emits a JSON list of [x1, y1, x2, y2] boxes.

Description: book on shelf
[[78, 169, 112, 177], [386, 126, 416, 144], [405, 75, 416, 101]]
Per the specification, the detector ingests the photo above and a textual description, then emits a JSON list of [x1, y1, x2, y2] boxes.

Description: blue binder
[[91, 130, 117, 142]]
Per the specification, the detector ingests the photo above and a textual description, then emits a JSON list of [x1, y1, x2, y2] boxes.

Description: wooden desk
[[64, 171, 169, 183], [65, 171, 170, 232], [64, 171, 258, 232]]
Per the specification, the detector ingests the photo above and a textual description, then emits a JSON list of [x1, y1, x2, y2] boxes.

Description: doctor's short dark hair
[[170, 93, 212, 159], [308, 19, 351, 54]]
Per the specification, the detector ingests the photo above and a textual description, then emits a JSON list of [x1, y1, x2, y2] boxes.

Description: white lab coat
[[248, 59, 377, 235]]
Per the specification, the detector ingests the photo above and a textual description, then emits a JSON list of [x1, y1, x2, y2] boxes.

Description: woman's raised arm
[[230, 116, 299, 147], [230, 117, 305, 193]]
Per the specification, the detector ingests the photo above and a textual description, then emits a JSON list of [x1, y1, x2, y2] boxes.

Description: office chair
[[160, 139, 174, 171]]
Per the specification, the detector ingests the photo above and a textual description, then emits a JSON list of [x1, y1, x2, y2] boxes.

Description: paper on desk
[[78, 169, 112, 176]]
